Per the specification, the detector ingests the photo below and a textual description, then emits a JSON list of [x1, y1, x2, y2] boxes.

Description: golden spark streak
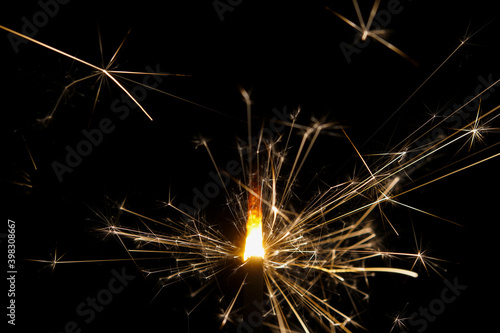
[[0, 24, 153, 120]]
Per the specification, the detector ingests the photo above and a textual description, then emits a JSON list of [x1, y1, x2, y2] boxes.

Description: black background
[[1, 0, 500, 332]]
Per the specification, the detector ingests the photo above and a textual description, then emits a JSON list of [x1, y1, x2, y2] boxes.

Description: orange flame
[[243, 182, 265, 261]]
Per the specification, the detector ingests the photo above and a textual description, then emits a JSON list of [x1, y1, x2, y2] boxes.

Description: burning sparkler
[[85, 45, 500, 327], [6, 2, 500, 332], [24, 59, 500, 333], [85, 92, 500, 332]]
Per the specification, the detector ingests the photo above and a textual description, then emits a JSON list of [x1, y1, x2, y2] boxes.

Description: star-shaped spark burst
[[0, 25, 216, 126], [326, 0, 417, 65]]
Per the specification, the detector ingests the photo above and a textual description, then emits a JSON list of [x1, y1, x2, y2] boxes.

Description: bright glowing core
[[243, 192, 265, 261]]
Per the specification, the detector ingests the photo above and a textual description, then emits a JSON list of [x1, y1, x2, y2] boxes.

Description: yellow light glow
[[243, 188, 265, 261], [243, 211, 264, 260]]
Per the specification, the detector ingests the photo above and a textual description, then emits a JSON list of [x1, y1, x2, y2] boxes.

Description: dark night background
[[1, 1, 499, 332]]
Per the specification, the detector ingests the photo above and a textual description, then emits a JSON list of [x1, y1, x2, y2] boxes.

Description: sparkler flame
[[243, 180, 265, 260]]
